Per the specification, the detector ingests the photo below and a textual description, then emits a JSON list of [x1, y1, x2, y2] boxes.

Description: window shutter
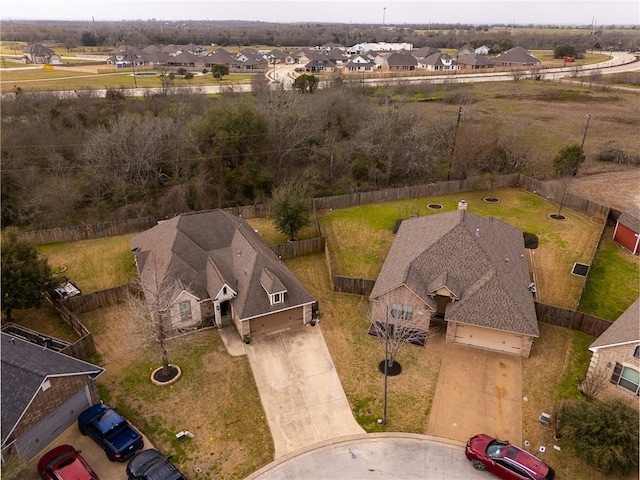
[[610, 362, 623, 384]]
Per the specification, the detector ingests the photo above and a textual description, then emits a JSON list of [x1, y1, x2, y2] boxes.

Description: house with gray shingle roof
[[493, 46, 540, 66], [587, 298, 640, 404], [22, 44, 62, 65], [369, 209, 538, 357], [457, 53, 495, 70], [385, 52, 418, 71], [131, 210, 317, 339], [420, 52, 460, 71], [1, 333, 103, 461], [613, 204, 640, 254]]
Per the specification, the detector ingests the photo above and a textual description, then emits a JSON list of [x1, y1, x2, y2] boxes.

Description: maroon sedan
[[37, 444, 100, 480], [466, 434, 556, 480]]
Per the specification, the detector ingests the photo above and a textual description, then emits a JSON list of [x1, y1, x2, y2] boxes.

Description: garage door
[[454, 324, 523, 355], [250, 308, 301, 337], [15, 387, 91, 460]]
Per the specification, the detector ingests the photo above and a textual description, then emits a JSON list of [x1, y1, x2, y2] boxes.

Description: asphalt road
[[246, 433, 490, 480]]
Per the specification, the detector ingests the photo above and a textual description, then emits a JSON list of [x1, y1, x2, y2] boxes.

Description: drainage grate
[[571, 262, 590, 277]]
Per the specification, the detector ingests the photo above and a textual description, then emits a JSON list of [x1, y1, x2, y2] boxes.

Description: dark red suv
[[466, 434, 556, 480]]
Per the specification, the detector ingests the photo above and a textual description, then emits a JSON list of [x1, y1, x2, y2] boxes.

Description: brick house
[[586, 298, 640, 404], [1, 333, 104, 461], [369, 209, 539, 357], [131, 209, 317, 340]]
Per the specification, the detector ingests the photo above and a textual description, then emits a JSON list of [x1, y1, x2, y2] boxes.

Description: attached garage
[[15, 387, 91, 459], [453, 323, 524, 355], [249, 307, 304, 337]]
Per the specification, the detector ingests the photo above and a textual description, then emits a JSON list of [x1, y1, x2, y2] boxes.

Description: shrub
[[558, 398, 639, 475]]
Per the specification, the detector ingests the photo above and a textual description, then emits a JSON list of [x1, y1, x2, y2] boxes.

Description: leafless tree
[[155, 67, 175, 96], [580, 365, 611, 399], [369, 288, 430, 368]]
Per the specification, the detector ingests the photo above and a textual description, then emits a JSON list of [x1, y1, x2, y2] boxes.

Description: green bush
[[558, 398, 639, 475]]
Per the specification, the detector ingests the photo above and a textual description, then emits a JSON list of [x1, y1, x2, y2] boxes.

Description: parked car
[[37, 444, 100, 480], [126, 449, 187, 480], [465, 434, 556, 480], [78, 402, 144, 462]]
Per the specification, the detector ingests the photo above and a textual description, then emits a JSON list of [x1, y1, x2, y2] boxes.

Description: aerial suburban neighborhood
[[0, 7, 639, 480]]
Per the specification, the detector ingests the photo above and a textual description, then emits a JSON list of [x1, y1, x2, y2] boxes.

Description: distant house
[[1, 333, 104, 462], [420, 52, 460, 71], [457, 53, 495, 70], [613, 205, 640, 255], [493, 46, 541, 66], [475, 45, 491, 55], [344, 55, 376, 72], [369, 209, 539, 357], [131, 210, 317, 339], [457, 44, 475, 56], [22, 44, 62, 65], [587, 298, 640, 404], [385, 52, 418, 71]]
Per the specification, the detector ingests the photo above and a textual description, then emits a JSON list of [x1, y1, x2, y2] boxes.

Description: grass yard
[[80, 307, 273, 479], [320, 187, 603, 308], [579, 225, 640, 320], [246, 217, 319, 246], [38, 234, 137, 294]]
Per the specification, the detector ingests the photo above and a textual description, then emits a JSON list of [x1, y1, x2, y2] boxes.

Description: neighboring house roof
[[386, 52, 418, 67], [422, 52, 455, 67], [1, 333, 104, 446], [494, 46, 540, 65], [457, 53, 495, 67], [131, 210, 315, 321], [617, 204, 640, 232], [207, 48, 236, 65], [589, 298, 640, 351], [411, 46, 440, 58], [370, 210, 538, 336], [23, 44, 55, 56]]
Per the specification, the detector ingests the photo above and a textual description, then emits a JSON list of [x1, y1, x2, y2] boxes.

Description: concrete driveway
[[245, 325, 364, 458], [247, 433, 489, 480], [426, 343, 523, 445], [20, 422, 155, 480]]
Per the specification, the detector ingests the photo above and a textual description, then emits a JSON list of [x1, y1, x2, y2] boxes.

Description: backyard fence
[[271, 237, 325, 259], [333, 276, 376, 296], [535, 302, 611, 337], [61, 283, 139, 315]]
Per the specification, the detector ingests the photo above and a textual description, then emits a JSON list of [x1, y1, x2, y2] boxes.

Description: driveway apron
[[426, 344, 523, 445], [245, 325, 364, 458]]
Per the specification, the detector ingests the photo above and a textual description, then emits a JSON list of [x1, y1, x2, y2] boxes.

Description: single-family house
[[457, 44, 475, 56], [22, 44, 62, 65], [475, 45, 491, 55], [343, 55, 376, 72], [1, 333, 104, 461], [493, 46, 541, 66], [613, 205, 640, 255], [457, 53, 495, 70], [385, 52, 418, 71], [586, 298, 640, 403], [369, 209, 539, 357], [131, 210, 317, 339], [421, 52, 460, 71], [205, 48, 236, 68]]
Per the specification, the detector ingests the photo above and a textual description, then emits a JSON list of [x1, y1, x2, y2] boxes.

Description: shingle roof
[[457, 53, 495, 67], [370, 210, 538, 336], [1, 333, 104, 445], [494, 46, 540, 65], [386, 52, 418, 67], [589, 298, 640, 350], [617, 204, 640, 232], [131, 210, 315, 321]]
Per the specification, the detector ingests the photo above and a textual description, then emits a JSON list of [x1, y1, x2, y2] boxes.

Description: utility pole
[[580, 113, 591, 155], [447, 106, 463, 181], [383, 7, 387, 26]]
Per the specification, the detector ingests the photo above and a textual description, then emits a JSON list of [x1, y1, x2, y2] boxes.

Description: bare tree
[[580, 365, 612, 399], [155, 67, 175, 96], [369, 288, 430, 368]]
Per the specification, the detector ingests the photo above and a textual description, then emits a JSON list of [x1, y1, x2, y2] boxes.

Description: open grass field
[[320, 187, 603, 308]]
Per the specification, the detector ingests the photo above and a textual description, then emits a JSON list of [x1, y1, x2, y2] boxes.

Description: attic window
[[42, 380, 51, 392], [270, 292, 285, 305]]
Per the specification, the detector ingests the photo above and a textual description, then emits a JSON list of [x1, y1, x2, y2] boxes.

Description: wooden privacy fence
[[314, 173, 520, 211], [517, 175, 610, 223], [535, 302, 611, 337], [271, 237, 325, 259], [61, 283, 139, 315], [333, 276, 376, 296]]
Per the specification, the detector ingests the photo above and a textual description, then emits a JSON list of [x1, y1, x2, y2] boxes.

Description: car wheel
[[471, 459, 486, 471], [78, 424, 87, 435]]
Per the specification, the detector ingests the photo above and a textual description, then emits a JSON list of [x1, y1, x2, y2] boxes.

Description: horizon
[[2, 1, 639, 26]]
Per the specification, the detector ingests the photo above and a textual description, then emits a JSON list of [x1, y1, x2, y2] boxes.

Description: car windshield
[[486, 439, 510, 458]]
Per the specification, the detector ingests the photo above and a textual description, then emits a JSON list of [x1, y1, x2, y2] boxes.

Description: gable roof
[[617, 204, 640, 232], [589, 298, 640, 351], [131, 210, 315, 321], [370, 210, 538, 336], [386, 52, 418, 67], [1, 333, 104, 445], [457, 53, 495, 67], [494, 46, 540, 65]]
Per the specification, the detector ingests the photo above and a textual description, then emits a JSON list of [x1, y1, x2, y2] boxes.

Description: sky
[[1, 0, 638, 26]]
